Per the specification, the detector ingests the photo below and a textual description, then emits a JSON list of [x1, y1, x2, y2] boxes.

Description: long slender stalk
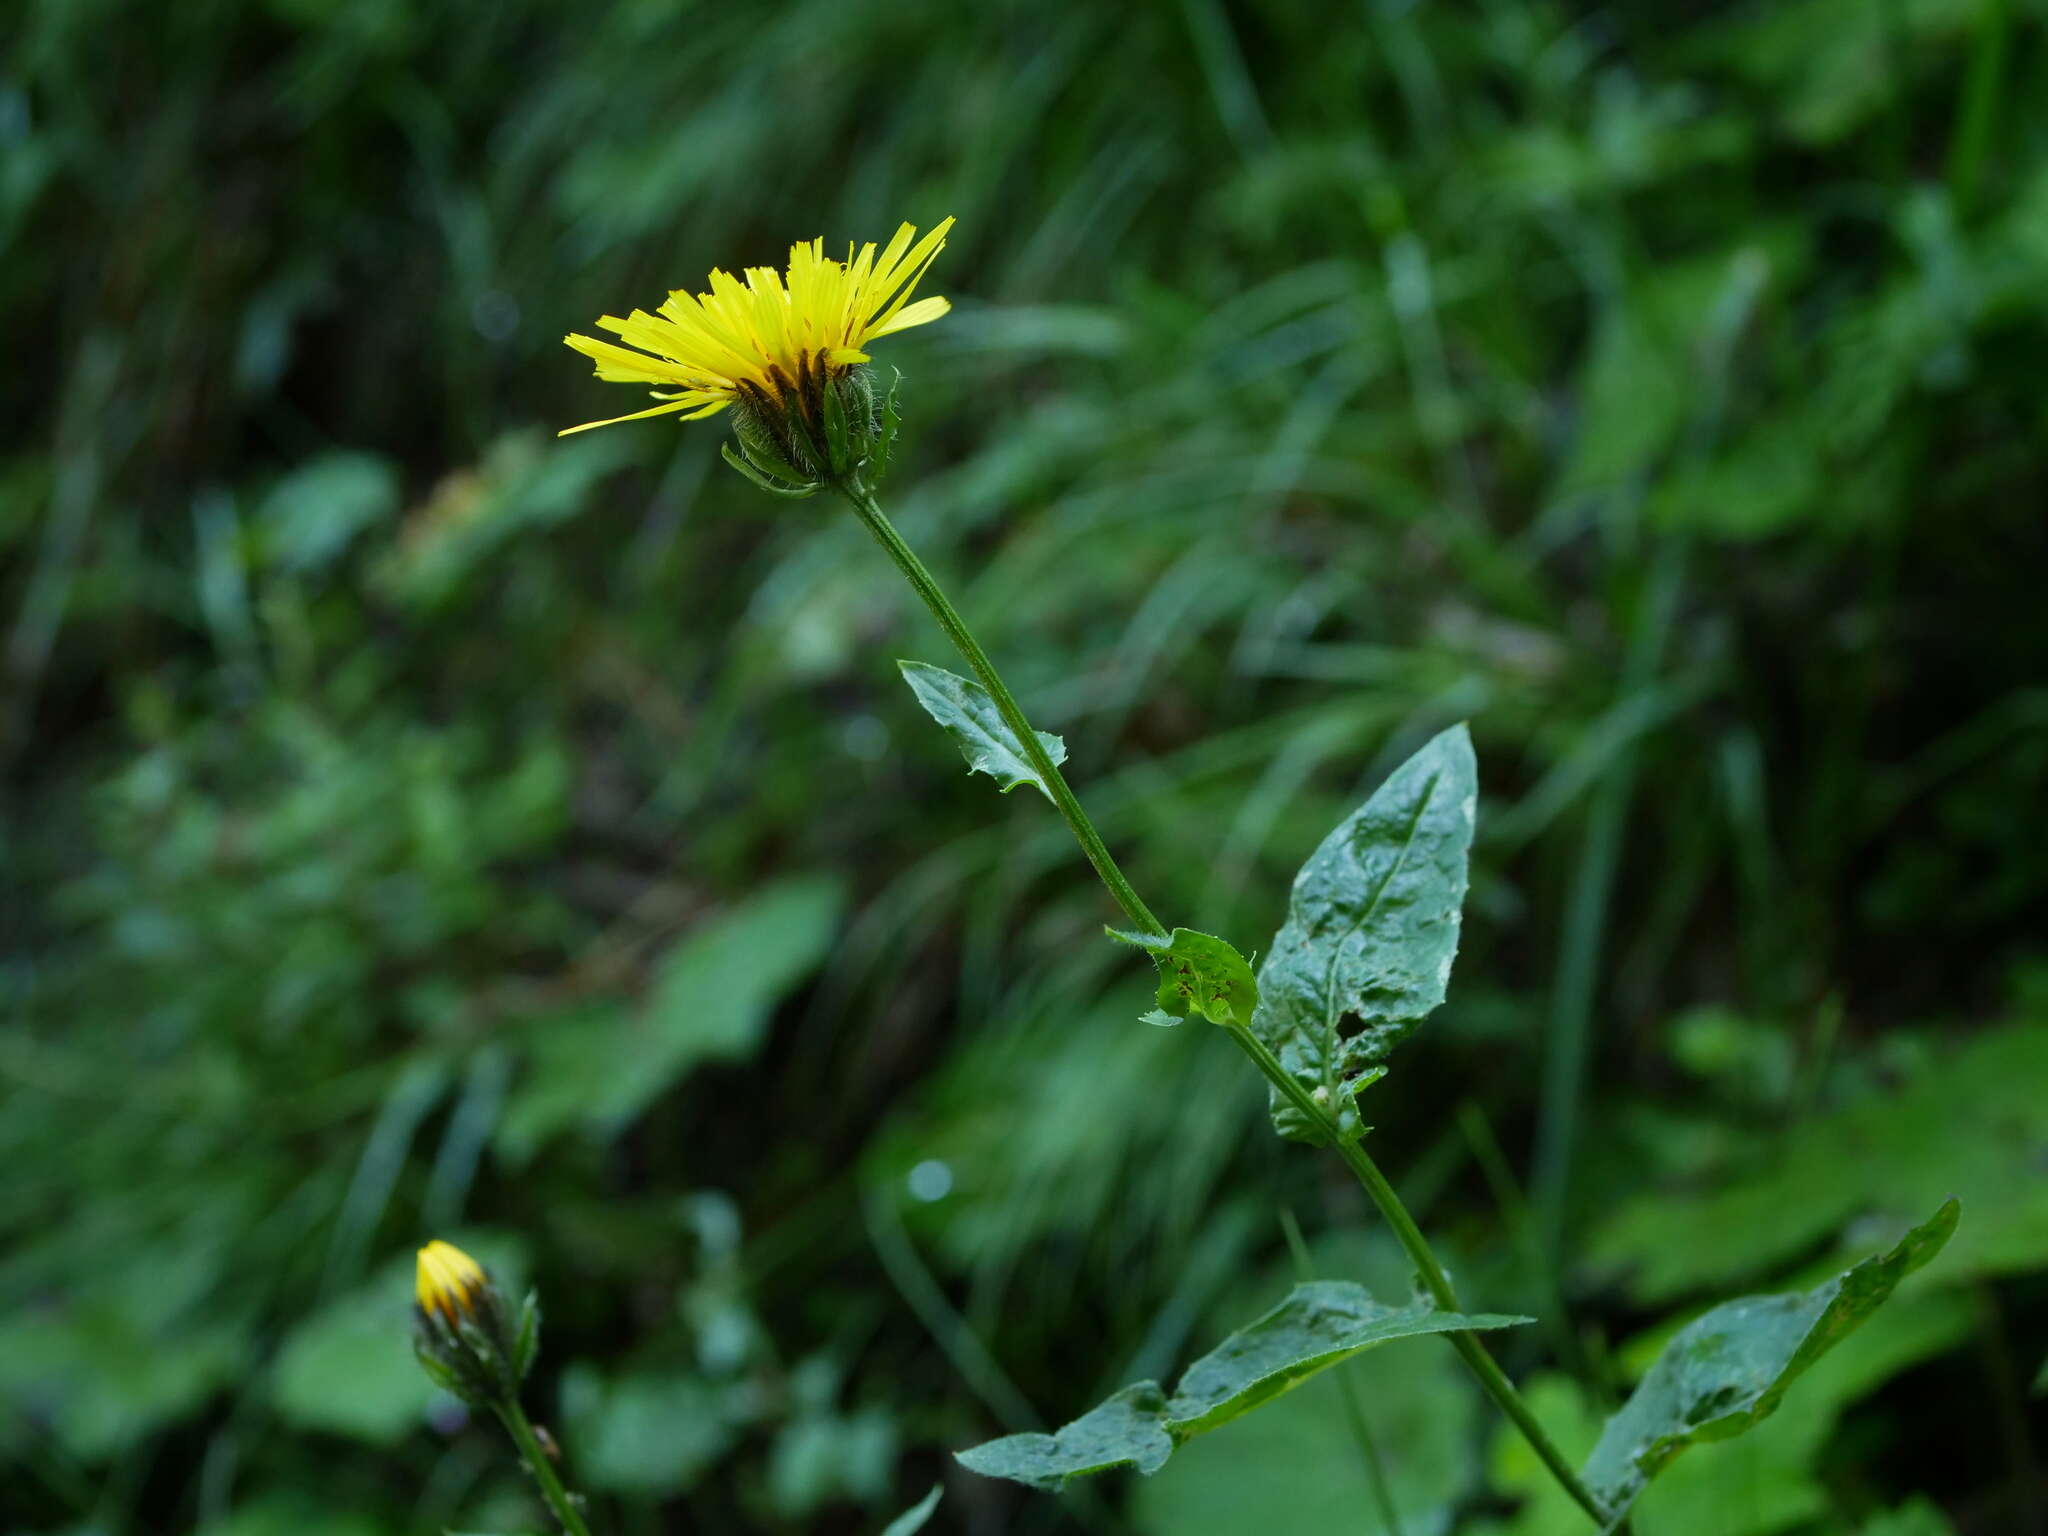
[[840, 480, 1608, 1529], [493, 1399, 594, 1536], [843, 486, 1166, 938], [1226, 1026, 1610, 1530]]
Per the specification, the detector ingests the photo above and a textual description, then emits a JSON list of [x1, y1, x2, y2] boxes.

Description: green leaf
[[1250, 724, 1477, 1142], [898, 661, 1068, 800], [276, 1295, 434, 1447], [1589, 1021, 2048, 1304], [495, 877, 844, 1161], [879, 1485, 943, 1536], [959, 1383, 1175, 1490], [1582, 1198, 1960, 1526], [956, 1282, 1526, 1492], [257, 451, 399, 574], [1489, 1288, 1973, 1536], [1166, 1281, 1524, 1436], [1110, 927, 1259, 1026], [562, 1363, 750, 1495]]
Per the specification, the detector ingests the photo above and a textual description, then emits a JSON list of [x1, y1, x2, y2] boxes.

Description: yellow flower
[[416, 1239, 488, 1327], [560, 216, 955, 437]]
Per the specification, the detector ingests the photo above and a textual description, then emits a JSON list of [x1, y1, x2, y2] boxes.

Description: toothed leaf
[[1584, 1199, 1961, 1527], [957, 1283, 1525, 1492], [899, 660, 1067, 800], [1250, 725, 1476, 1143]]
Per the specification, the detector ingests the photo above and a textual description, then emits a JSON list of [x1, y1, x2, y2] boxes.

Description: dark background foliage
[[5, 0, 2046, 1532]]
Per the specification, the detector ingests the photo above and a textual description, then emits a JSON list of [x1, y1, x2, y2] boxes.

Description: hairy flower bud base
[[723, 364, 903, 498]]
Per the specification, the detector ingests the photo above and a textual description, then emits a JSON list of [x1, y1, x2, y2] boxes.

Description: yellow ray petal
[[566, 331, 698, 384], [864, 294, 951, 340], [861, 217, 955, 331], [557, 396, 728, 436]]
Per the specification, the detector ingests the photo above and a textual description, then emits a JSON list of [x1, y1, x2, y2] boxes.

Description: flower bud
[[412, 1239, 540, 1409]]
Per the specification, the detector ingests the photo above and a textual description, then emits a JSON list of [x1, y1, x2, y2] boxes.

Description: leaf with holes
[[1584, 1198, 1960, 1527], [899, 661, 1068, 800], [955, 1281, 1525, 1492], [1109, 926, 1259, 1027], [1249, 724, 1476, 1143]]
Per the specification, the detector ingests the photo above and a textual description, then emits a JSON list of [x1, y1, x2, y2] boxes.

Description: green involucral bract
[[1250, 724, 1477, 1143], [1109, 926, 1260, 1027], [871, 369, 903, 488], [1583, 1198, 1961, 1527], [898, 660, 1069, 800], [955, 1281, 1527, 1492]]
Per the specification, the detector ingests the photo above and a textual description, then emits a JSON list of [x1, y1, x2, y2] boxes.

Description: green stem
[[493, 1398, 594, 1536], [842, 481, 1606, 1529], [1226, 1025, 1610, 1531], [842, 484, 1166, 937]]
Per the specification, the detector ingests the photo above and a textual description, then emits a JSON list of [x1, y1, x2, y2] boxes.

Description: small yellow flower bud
[[416, 1239, 488, 1328], [412, 1238, 540, 1408]]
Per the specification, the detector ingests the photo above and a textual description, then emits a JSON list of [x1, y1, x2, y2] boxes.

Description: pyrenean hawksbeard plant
[[410, 217, 1958, 1535]]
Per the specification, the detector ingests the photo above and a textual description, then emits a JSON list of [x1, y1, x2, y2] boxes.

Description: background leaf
[[1589, 1022, 2048, 1302], [494, 876, 843, 1160], [878, 1485, 943, 1536], [1250, 724, 1477, 1142]]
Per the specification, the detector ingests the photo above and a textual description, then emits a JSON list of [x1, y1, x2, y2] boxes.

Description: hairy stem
[[843, 484, 1166, 937], [493, 1398, 594, 1536], [1226, 1025, 1610, 1529]]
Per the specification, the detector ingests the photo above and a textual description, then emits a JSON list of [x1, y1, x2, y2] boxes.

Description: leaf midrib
[[1313, 762, 1443, 1102]]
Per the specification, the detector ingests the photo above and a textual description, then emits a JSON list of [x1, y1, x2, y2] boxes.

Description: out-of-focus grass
[[5, 0, 2046, 1531]]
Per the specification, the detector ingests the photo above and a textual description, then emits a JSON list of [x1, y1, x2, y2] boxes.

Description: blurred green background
[[6, 0, 2047, 1532]]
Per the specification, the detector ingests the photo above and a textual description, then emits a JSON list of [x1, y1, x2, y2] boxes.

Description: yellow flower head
[[416, 1239, 488, 1327], [560, 217, 955, 438]]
